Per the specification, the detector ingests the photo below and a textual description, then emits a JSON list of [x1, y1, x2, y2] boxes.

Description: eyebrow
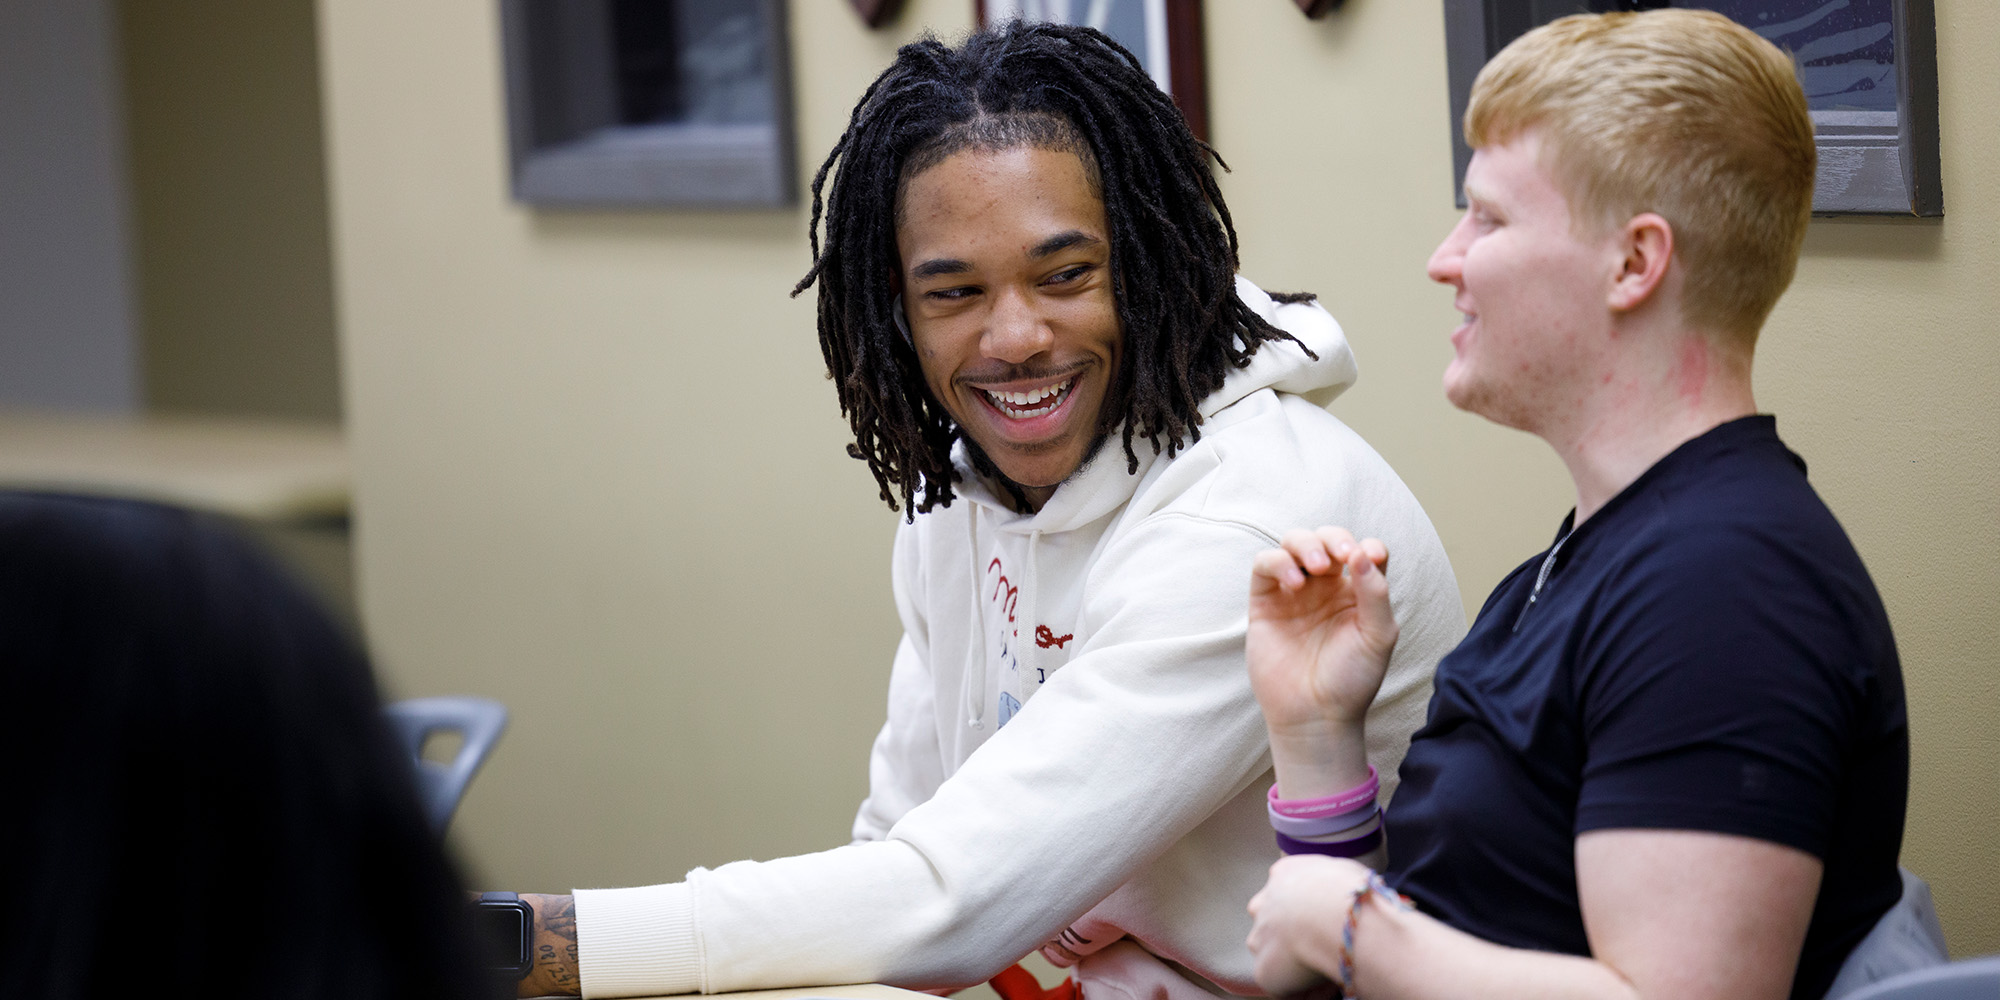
[[907, 230, 1103, 280], [1028, 230, 1102, 259], [910, 257, 972, 279]]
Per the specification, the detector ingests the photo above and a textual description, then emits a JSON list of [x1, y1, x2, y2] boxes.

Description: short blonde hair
[[1465, 9, 1815, 342]]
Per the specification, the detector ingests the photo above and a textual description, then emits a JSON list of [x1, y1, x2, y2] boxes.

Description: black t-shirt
[[1385, 416, 1907, 1000]]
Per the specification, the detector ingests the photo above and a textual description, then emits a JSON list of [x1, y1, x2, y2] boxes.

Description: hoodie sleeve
[[850, 524, 946, 843], [573, 518, 1271, 996], [574, 507, 1444, 998]]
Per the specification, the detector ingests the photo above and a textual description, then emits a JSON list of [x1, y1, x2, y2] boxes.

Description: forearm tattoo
[[523, 893, 582, 997]]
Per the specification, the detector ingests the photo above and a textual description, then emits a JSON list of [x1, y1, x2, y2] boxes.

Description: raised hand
[[1246, 528, 1398, 795]]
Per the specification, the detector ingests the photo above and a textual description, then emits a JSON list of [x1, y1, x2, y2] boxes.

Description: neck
[[1546, 329, 1756, 525]]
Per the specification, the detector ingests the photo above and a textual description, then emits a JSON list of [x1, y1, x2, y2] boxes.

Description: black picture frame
[[1441, 0, 1942, 217], [499, 0, 796, 208], [976, 0, 1209, 142]]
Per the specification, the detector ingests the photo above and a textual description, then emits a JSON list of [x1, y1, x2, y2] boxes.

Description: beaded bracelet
[[1337, 872, 1415, 997]]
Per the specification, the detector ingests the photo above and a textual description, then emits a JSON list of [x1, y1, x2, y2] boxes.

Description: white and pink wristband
[[1269, 765, 1382, 857]]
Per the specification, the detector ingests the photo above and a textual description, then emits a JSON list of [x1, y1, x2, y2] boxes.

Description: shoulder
[[1603, 436, 1885, 635], [1573, 464, 1900, 734], [1637, 418, 1856, 560], [1137, 392, 1453, 587], [1116, 391, 1464, 635]]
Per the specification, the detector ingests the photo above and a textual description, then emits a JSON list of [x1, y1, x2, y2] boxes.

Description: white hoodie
[[574, 279, 1466, 998]]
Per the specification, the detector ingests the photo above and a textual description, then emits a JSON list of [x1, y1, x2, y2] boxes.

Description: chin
[[995, 456, 1078, 492], [985, 433, 1110, 497], [1441, 370, 1478, 414], [1442, 375, 1514, 428]]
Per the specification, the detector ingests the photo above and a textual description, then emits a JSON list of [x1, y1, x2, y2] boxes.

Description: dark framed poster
[[499, 0, 796, 208], [976, 0, 1209, 142], [1441, 0, 1942, 216]]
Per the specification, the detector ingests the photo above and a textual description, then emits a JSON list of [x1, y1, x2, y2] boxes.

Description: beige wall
[[124, 0, 342, 421], [318, 0, 2000, 961]]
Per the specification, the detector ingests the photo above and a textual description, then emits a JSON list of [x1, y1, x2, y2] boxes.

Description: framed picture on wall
[[499, 0, 796, 208], [976, 0, 1209, 142], [1441, 0, 1943, 216]]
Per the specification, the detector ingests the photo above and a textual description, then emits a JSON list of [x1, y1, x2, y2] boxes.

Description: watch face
[[474, 900, 533, 977]]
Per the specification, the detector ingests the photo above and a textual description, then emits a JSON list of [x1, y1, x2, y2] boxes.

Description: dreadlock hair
[[793, 20, 1309, 518]]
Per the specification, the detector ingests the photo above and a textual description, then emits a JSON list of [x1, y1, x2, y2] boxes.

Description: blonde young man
[[1243, 11, 1906, 1000]]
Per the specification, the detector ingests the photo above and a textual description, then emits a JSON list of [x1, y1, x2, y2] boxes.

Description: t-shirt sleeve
[[1571, 528, 1867, 860]]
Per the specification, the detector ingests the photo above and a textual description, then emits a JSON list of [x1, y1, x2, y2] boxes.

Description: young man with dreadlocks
[[508, 22, 1464, 1000]]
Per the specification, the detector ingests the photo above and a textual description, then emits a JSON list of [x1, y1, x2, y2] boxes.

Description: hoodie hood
[[950, 275, 1359, 533], [1210, 274, 1358, 412]]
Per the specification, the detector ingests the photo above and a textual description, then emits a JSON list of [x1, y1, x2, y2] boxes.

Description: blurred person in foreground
[[509, 20, 1465, 1000], [1242, 11, 1908, 1000], [0, 492, 493, 1000]]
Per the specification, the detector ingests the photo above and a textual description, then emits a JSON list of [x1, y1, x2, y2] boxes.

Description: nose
[[1427, 213, 1472, 286], [981, 287, 1055, 364]]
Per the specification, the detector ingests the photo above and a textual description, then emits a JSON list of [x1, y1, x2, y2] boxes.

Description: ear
[[1607, 212, 1673, 313]]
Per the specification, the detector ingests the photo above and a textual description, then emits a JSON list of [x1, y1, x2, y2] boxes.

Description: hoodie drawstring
[[965, 503, 985, 731]]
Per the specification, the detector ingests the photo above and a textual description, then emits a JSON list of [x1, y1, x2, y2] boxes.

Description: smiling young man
[[506, 21, 1466, 1000], [1242, 11, 1912, 1000], [894, 143, 1120, 507]]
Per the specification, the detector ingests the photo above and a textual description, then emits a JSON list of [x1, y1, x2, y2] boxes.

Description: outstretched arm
[[572, 514, 1383, 998]]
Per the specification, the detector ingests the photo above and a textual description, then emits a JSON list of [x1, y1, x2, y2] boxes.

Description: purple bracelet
[[1268, 765, 1379, 819], [1276, 826, 1383, 858], [1277, 808, 1381, 848], [1269, 801, 1378, 840]]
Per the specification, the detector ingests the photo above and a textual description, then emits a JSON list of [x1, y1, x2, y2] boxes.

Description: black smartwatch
[[474, 890, 536, 981]]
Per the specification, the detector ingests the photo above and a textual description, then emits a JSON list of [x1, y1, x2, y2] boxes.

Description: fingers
[[1343, 541, 1400, 647], [1314, 529, 1387, 569], [1356, 536, 1389, 572], [1251, 546, 1312, 593], [1300, 527, 1386, 577], [1254, 528, 1379, 593], [1295, 527, 1356, 574], [1251, 528, 1394, 618], [1248, 863, 1342, 999]]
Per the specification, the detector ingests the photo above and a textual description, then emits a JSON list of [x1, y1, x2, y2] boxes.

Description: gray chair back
[[382, 696, 508, 833], [1835, 957, 2000, 1000], [1826, 868, 1953, 999]]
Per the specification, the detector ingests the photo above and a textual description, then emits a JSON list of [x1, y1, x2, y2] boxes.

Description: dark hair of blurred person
[[0, 492, 494, 1000]]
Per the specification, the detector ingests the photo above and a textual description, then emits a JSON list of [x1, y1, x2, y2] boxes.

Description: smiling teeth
[[985, 379, 1073, 419]]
